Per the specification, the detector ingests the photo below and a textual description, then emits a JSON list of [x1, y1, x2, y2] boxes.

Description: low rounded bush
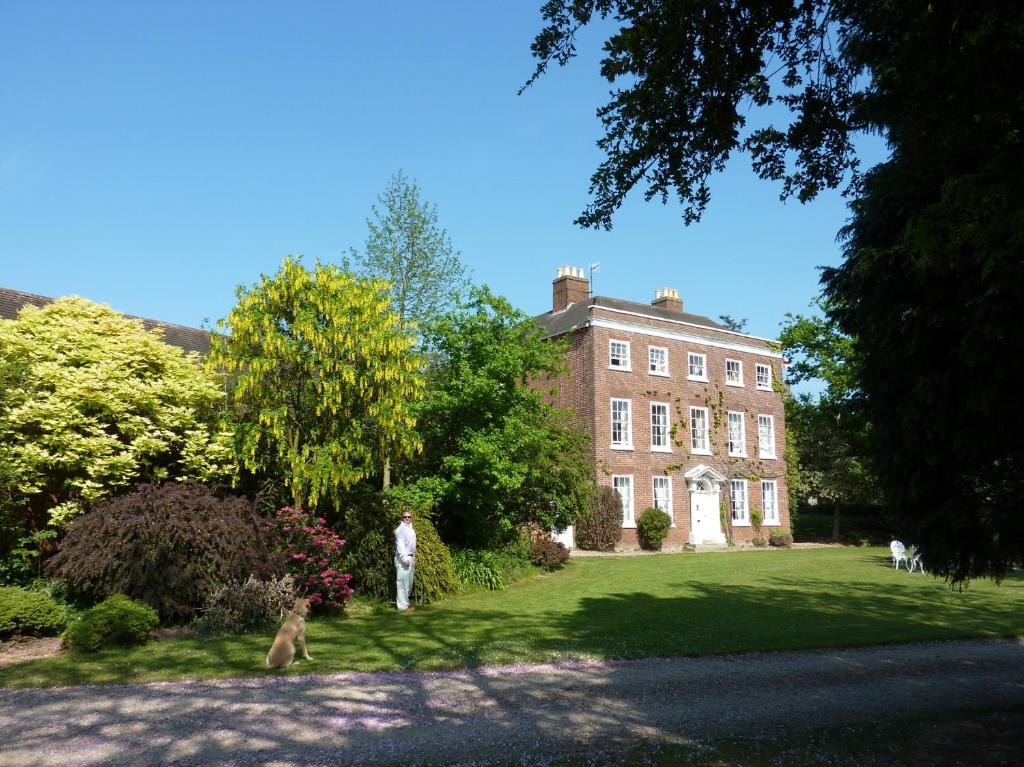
[[47, 482, 281, 624], [769, 531, 794, 548], [64, 594, 159, 653], [575, 486, 623, 552], [0, 586, 65, 638], [343, 496, 457, 606], [530, 536, 569, 571], [637, 508, 671, 551], [752, 535, 768, 547], [197, 575, 295, 634]]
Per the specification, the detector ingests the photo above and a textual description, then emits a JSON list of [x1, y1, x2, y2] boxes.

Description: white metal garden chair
[[890, 540, 908, 570]]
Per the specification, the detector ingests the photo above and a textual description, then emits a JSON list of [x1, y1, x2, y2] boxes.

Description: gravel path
[[1, 639, 1022, 766]]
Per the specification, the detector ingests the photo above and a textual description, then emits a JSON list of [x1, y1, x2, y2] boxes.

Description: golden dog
[[265, 597, 312, 669]]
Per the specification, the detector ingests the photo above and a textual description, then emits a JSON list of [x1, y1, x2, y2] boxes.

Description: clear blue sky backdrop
[[1, 2, 886, 341]]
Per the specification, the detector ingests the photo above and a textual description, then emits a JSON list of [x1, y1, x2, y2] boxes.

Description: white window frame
[[730, 479, 749, 526], [650, 402, 672, 452], [648, 346, 669, 377], [687, 352, 708, 382], [725, 358, 744, 387], [758, 414, 776, 459], [761, 480, 779, 526], [611, 398, 633, 450], [689, 406, 711, 455], [613, 475, 635, 528], [652, 475, 674, 526], [756, 363, 773, 390], [609, 339, 632, 371], [727, 410, 747, 457]]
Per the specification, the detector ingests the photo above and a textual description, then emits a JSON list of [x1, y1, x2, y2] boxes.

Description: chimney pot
[[652, 287, 683, 313], [552, 265, 589, 312]]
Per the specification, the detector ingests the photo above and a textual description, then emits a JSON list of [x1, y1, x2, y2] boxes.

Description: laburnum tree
[[0, 298, 233, 546], [525, 1, 1024, 582], [411, 287, 592, 547], [210, 256, 424, 511]]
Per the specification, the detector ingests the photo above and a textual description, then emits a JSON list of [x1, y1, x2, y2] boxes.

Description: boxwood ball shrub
[[47, 481, 281, 624], [64, 594, 159, 652], [0, 586, 66, 638], [769, 531, 794, 548], [637, 508, 672, 550], [575, 485, 623, 552]]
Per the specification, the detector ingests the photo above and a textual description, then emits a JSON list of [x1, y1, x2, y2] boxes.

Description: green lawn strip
[[2, 547, 1021, 688]]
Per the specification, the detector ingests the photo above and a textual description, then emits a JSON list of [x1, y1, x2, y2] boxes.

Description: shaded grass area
[[510, 705, 1024, 767], [2, 547, 1021, 688], [793, 508, 890, 544]]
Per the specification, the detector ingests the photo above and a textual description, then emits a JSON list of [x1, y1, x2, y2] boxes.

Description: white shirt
[[395, 521, 417, 561]]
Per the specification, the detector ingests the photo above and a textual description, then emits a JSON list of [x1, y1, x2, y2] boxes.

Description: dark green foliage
[[0, 586, 65, 637], [47, 482, 281, 624], [197, 575, 295, 635], [64, 594, 158, 653], [637, 508, 671, 551], [529, 537, 569, 571], [342, 492, 457, 606], [769, 531, 794, 548], [575, 486, 623, 552], [451, 539, 532, 591], [411, 287, 593, 547]]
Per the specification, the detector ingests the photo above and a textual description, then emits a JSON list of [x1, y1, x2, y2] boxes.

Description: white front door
[[689, 490, 726, 545]]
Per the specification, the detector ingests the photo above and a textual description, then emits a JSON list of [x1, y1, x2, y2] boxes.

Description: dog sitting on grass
[[265, 597, 312, 669]]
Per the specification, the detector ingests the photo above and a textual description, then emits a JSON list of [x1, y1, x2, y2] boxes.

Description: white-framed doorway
[[685, 465, 727, 545]]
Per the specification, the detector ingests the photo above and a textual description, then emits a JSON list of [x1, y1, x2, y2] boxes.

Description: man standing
[[394, 509, 417, 612]]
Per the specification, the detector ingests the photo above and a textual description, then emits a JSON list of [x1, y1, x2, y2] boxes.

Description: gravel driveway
[[1, 639, 1022, 766]]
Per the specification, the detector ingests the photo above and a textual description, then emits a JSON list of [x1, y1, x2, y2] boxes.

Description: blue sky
[[1, 2, 886, 341]]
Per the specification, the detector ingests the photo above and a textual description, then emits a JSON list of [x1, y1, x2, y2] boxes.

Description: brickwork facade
[[536, 270, 790, 549]]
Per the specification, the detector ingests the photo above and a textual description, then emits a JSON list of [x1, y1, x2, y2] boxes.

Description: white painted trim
[[589, 317, 783, 359], [755, 362, 773, 390], [725, 358, 744, 387], [650, 401, 672, 452], [757, 414, 777, 459], [613, 474, 636, 527], [592, 305, 780, 345], [689, 406, 710, 454], [652, 475, 675, 526], [647, 345, 669, 376], [761, 479, 780, 525], [608, 338, 632, 372], [730, 478, 750, 526], [610, 397, 633, 449], [687, 351, 708, 381], [727, 410, 747, 457]]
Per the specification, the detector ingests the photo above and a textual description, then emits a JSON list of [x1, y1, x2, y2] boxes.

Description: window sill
[[756, 385, 773, 392], [649, 371, 670, 378], [609, 365, 633, 373], [651, 446, 673, 453], [758, 453, 777, 460], [732, 521, 751, 528], [688, 375, 709, 383], [610, 444, 634, 451], [622, 522, 637, 529], [690, 448, 712, 456], [726, 381, 745, 388], [762, 520, 781, 527], [728, 452, 747, 459]]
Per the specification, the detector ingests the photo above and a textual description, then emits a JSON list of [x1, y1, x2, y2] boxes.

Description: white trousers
[[395, 554, 415, 610]]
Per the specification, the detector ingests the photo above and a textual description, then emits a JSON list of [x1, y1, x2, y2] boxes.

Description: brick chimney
[[552, 266, 589, 312], [651, 288, 683, 313]]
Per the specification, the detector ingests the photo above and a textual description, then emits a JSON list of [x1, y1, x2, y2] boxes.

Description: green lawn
[[2, 547, 1022, 688]]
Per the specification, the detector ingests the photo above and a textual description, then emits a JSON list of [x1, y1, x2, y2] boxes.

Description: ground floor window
[[613, 475, 635, 527], [730, 479, 749, 525], [652, 476, 673, 524], [761, 479, 779, 524]]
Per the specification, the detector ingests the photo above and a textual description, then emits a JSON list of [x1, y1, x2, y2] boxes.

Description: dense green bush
[[0, 586, 65, 638], [343, 493, 457, 606], [530, 536, 569, 571], [64, 594, 158, 652], [637, 508, 671, 550], [47, 482, 281, 624], [451, 539, 532, 591], [575, 485, 623, 552], [752, 535, 768, 547], [769, 531, 794, 548], [197, 575, 295, 634]]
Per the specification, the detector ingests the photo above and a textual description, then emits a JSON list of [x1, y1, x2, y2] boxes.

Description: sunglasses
[[401, 515, 412, 520]]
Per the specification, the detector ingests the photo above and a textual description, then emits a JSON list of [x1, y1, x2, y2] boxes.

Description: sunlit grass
[[2, 547, 1021, 688]]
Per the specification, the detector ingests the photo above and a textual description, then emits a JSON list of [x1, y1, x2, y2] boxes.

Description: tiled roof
[[0, 287, 212, 356]]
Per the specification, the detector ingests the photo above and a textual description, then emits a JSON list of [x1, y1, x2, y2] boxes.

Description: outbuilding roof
[[0, 287, 213, 356]]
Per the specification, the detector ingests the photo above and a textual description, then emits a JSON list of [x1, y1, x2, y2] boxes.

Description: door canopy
[[684, 464, 726, 493]]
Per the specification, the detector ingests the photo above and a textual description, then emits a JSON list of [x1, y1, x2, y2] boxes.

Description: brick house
[[535, 267, 790, 549]]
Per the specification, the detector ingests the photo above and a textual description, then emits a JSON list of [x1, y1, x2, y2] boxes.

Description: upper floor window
[[758, 414, 776, 459], [756, 363, 773, 390], [689, 406, 710, 454], [613, 475, 635, 527], [652, 476, 673, 523], [651, 402, 671, 452], [611, 398, 633, 449], [725, 359, 743, 387], [609, 340, 631, 370], [762, 480, 779, 525], [648, 346, 669, 376], [688, 352, 707, 381], [731, 479, 749, 525], [727, 411, 747, 457]]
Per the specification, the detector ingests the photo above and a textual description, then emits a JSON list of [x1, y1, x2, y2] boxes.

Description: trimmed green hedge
[[64, 594, 159, 653], [0, 587, 65, 638], [637, 508, 672, 550]]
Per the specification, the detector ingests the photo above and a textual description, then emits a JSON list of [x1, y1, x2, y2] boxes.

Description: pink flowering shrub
[[273, 507, 354, 609]]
